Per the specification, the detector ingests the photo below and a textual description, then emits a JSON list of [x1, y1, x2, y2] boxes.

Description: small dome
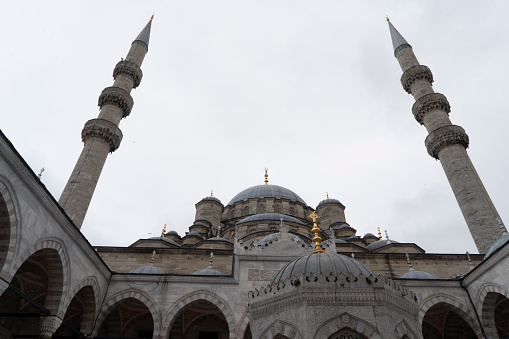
[[259, 232, 307, 246], [335, 239, 347, 244], [192, 267, 224, 276], [317, 198, 344, 207], [363, 233, 378, 239], [484, 236, 509, 259], [347, 235, 360, 240], [400, 270, 438, 280], [185, 231, 203, 238], [228, 184, 306, 206], [192, 222, 207, 227], [201, 196, 222, 204], [338, 224, 356, 231], [366, 239, 399, 251], [237, 213, 305, 225], [167, 230, 179, 236], [331, 219, 345, 226], [149, 237, 179, 246], [271, 252, 374, 285], [129, 266, 166, 274]]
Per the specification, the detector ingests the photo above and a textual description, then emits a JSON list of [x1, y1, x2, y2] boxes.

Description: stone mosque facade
[[0, 16, 508, 339]]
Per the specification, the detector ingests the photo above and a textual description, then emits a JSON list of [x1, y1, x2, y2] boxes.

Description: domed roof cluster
[[237, 213, 305, 225], [271, 252, 374, 285], [227, 184, 307, 206]]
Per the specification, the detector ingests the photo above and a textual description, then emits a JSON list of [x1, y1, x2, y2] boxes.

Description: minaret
[[388, 19, 504, 253], [59, 17, 153, 229]]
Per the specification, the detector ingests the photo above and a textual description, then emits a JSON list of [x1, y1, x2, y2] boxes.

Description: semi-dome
[[228, 184, 306, 206], [484, 236, 509, 259], [366, 239, 399, 251], [236, 213, 306, 225], [317, 198, 344, 207], [259, 232, 307, 246], [271, 252, 374, 285], [400, 270, 438, 279], [167, 230, 179, 236], [129, 265, 166, 274], [363, 233, 378, 239]]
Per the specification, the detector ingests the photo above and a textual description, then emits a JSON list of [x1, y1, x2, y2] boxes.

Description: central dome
[[228, 184, 306, 206]]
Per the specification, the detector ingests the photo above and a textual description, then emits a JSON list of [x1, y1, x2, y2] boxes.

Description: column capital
[[82, 118, 123, 152], [401, 65, 433, 94], [412, 92, 450, 125], [113, 60, 143, 88], [98, 86, 134, 118], [425, 125, 469, 159], [39, 315, 63, 338]]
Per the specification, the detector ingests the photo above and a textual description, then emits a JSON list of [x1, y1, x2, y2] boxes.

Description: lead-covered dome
[[400, 270, 438, 279], [271, 252, 374, 285], [236, 213, 305, 225], [129, 265, 166, 274], [228, 184, 306, 206]]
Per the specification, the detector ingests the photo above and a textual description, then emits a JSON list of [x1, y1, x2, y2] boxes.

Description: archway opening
[[96, 297, 153, 339], [0, 190, 11, 270], [54, 285, 95, 338], [0, 248, 63, 337], [422, 303, 477, 339], [482, 292, 509, 338], [168, 299, 229, 339], [243, 324, 252, 339], [328, 328, 368, 339]]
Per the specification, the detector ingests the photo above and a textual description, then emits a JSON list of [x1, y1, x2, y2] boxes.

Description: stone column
[[389, 21, 504, 253], [38, 315, 62, 339]]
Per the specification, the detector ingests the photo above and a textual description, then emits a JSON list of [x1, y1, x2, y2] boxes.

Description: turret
[[59, 17, 153, 228], [315, 193, 346, 229], [389, 19, 504, 253], [194, 191, 224, 236]]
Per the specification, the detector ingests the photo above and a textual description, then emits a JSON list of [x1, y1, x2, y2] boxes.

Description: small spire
[[133, 17, 153, 51], [406, 253, 415, 271], [387, 20, 411, 53], [161, 224, 166, 238], [309, 212, 324, 254], [351, 253, 355, 259], [377, 227, 382, 240], [208, 252, 214, 268], [217, 225, 221, 237], [385, 230, 389, 240], [211, 190, 213, 197], [466, 251, 475, 271], [326, 192, 329, 199], [150, 250, 156, 266], [151, 14, 154, 21], [386, 16, 390, 23], [37, 168, 45, 179], [264, 168, 269, 185]]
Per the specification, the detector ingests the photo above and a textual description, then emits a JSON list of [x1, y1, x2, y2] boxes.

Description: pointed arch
[[9, 239, 70, 317], [477, 284, 509, 338], [0, 178, 21, 279], [259, 319, 302, 339], [419, 294, 481, 338], [59, 277, 100, 335], [313, 313, 378, 339], [161, 290, 236, 339], [92, 290, 161, 338], [237, 306, 251, 338]]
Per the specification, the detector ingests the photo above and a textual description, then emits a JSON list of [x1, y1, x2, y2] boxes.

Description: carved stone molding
[[401, 65, 433, 94], [425, 125, 469, 159], [98, 86, 134, 118], [113, 60, 143, 88], [411, 92, 450, 125], [82, 118, 123, 152], [39, 315, 63, 338]]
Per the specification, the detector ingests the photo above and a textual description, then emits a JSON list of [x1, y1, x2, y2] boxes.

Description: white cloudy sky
[[1, 1, 508, 254]]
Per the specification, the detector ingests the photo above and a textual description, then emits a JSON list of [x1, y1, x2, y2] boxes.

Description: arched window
[[243, 206, 250, 216], [258, 205, 266, 213], [289, 207, 296, 216], [273, 204, 281, 213]]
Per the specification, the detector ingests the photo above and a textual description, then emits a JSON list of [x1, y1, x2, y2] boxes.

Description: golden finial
[[309, 212, 325, 254], [377, 227, 382, 240], [211, 190, 213, 197], [161, 224, 166, 238], [386, 16, 390, 23], [326, 192, 329, 199], [151, 14, 154, 21], [264, 168, 269, 185]]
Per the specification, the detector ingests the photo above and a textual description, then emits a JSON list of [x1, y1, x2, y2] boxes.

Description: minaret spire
[[59, 17, 153, 229], [389, 20, 504, 253]]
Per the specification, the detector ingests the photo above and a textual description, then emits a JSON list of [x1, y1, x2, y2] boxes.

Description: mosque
[[0, 15, 508, 339]]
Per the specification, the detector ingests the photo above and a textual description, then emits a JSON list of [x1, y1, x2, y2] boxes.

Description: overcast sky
[[1, 1, 508, 254]]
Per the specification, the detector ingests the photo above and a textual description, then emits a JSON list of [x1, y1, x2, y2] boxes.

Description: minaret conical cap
[[133, 17, 153, 50], [388, 20, 411, 52]]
